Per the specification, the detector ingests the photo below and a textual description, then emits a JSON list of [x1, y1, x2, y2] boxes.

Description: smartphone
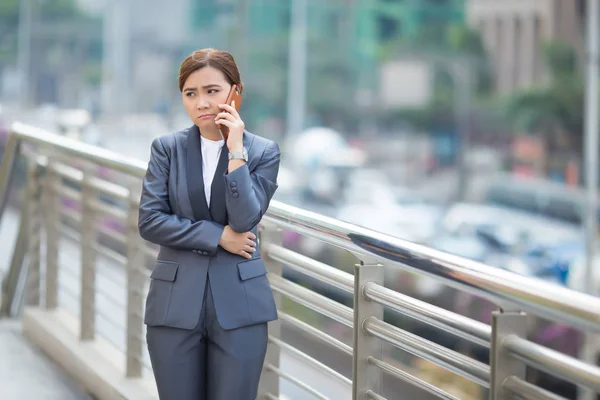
[[219, 84, 243, 140]]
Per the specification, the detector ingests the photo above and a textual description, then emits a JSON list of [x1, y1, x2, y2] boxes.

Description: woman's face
[[181, 66, 232, 132]]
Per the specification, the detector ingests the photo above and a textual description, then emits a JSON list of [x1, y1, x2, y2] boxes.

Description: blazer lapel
[[186, 126, 211, 222], [209, 144, 229, 225]]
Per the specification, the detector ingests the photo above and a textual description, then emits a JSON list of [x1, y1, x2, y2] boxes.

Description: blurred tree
[[504, 41, 585, 156], [0, 0, 90, 64], [382, 23, 493, 132], [0, 0, 101, 104], [39, 0, 85, 20], [236, 1, 358, 133], [0, 0, 20, 64]]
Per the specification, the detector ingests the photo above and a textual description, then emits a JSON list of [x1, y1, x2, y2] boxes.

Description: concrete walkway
[[1, 209, 91, 399], [0, 319, 93, 400]]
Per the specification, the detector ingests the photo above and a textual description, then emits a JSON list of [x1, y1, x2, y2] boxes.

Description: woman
[[138, 48, 280, 400]]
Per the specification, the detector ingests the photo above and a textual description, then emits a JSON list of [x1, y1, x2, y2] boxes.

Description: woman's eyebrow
[[202, 84, 222, 89]]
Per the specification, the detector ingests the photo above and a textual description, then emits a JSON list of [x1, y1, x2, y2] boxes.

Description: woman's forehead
[[184, 66, 228, 87]]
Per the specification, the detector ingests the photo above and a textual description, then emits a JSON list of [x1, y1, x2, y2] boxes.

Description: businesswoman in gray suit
[[138, 48, 280, 400]]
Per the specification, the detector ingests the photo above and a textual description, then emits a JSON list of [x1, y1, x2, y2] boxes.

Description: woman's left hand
[[216, 100, 245, 151]]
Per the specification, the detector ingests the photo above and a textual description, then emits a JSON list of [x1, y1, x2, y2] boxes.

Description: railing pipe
[[363, 282, 491, 347], [504, 335, 600, 392]]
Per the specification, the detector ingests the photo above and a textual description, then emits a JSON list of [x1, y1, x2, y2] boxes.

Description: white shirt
[[200, 135, 225, 207]]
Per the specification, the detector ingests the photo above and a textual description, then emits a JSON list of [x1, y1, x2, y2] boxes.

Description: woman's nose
[[196, 98, 209, 109]]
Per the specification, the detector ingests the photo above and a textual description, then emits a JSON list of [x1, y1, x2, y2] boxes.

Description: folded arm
[[138, 137, 224, 255], [224, 141, 280, 233]]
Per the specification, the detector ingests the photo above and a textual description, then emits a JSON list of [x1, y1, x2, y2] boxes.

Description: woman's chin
[[194, 118, 216, 128]]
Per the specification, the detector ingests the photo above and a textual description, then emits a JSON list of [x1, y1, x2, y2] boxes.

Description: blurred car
[[518, 241, 583, 284], [566, 248, 600, 294], [337, 179, 443, 244], [440, 202, 583, 249]]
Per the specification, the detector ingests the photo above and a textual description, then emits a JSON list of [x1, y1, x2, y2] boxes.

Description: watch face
[[229, 147, 248, 161]]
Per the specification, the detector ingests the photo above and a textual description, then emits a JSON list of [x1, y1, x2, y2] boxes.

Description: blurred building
[[467, 0, 583, 94], [13, 0, 466, 123], [188, 0, 465, 127]]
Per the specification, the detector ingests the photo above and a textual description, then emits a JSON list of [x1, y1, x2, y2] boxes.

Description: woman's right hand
[[219, 225, 257, 259]]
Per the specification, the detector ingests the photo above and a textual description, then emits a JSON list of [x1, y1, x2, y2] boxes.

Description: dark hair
[[178, 48, 244, 94]]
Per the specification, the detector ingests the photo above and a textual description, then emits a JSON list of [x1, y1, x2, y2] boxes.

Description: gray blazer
[[138, 125, 280, 330]]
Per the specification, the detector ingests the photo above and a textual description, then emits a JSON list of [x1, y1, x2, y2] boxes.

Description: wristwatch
[[228, 147, 248, 162]]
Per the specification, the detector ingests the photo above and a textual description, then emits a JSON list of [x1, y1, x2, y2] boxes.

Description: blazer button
[[233, 192, 240, 198], [230, 182, 237, 188], [202, 251, 208, 255], [192, 249, 198, 254]]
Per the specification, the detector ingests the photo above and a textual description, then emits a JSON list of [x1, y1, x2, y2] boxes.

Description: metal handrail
[[263, 201, 600, 333], [1, 122, 600, 400], [4, 122, 600, 333], [363, 316, 490, 387], [503, 376, 569, 400], [366, 356, 460, 400], [363, 282, 491, 347], [10, 122, 147, 176], [504, 335, 600, 392]]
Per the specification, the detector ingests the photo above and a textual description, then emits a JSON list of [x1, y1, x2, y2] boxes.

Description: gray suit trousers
[[147, 277, 268, 400]]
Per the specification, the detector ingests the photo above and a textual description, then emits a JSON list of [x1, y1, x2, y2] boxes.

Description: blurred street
[[1, 0, 599, 399]]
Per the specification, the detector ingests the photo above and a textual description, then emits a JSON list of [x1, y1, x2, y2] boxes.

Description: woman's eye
[[186, 92, 195, 97], [208, 89, 218, 94]]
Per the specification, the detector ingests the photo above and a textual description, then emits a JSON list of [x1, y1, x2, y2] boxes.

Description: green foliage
[[40, 0, 84, 20], [381, 23, 494, 132], [543, 41, 578, 78], [504, 41, 585, 152], [0, 0, 90, 65], [82, 64, 102, 86], [382, 92, 455, 131], [0, 0, 20, 63]]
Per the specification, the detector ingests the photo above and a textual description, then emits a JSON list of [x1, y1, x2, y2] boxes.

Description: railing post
[[25, 157, 42, 307], [490, 310, 528, 400], [352, 261, 384, 400], [43, 158, 60, 310], [80, 166, 97, 340], [0, 198, 28, 316], [125, 186, 144, 378], [258, 223, 283, 399], [0, 135, 22, 223]]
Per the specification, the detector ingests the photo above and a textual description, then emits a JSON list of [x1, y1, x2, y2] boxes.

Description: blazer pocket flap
[[237, 258, 267, 281], [151, 261, 178, 282]]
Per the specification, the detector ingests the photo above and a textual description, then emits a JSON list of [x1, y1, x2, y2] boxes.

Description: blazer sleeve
[[138, 137, 224, 255], [224, 140, 280, 232]]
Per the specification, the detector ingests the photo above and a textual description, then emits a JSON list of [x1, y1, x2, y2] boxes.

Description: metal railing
[[0, 121, 599, 400]]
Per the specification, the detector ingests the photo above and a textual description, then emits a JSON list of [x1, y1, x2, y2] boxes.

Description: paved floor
[[0, 319, 93, 400], [0, 209, 91, 400]]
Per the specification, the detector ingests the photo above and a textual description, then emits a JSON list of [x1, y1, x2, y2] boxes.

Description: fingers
[[215, 112, 236, 122], [219, 102, 241, 119], [229, 100, 241, 118], [246, 239, 256, 248], [246, 232, 257, 240], [215, 119, 233, 128], [243, 245, 256, 253], [240, 250, 252, 259]]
